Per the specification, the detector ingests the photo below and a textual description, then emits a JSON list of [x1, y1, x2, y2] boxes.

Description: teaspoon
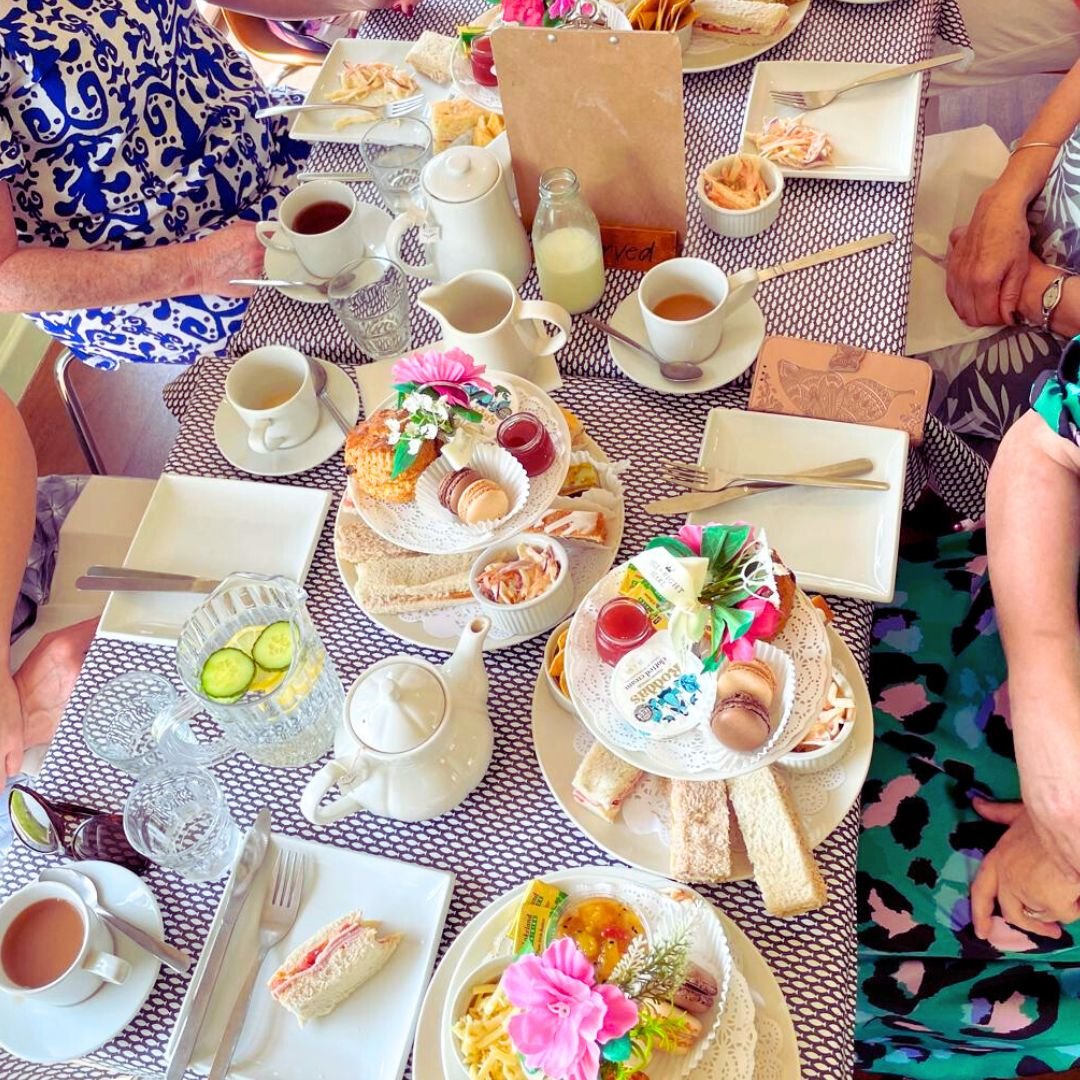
[[306, 357, 355, 437], [582, 314, 704, 383]]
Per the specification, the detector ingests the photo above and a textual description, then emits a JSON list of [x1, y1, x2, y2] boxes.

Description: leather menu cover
[[749, 336, 932, 444]]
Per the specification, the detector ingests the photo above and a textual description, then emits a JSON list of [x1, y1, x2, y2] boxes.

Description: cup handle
[[84, 951, 131, 986], [247, 418, 287, 454], [724, 267, 759, 315], [151, 693, 237, 767], [255, 221, 294, 254], [300, 753, 372, 826], [385, 207, 436, 280], [516, 300, 572, 357]]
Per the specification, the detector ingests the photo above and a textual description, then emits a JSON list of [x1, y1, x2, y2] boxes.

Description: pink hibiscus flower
[[391, 348, 493, 407], [502, 938, 638, 1080], [502, 0, 546, 23]]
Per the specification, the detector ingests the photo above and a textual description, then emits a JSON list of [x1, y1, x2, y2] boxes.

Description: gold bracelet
[[1010, 140, 1063, 156]]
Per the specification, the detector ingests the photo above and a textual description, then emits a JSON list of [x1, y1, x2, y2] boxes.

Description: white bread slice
[[405, 31, 455, 84], [572, 743, 643, 823], [669, 780, 732, 883], [352, 552, 475, 613], [334, 514, 404, 565], [727, 766, 827, 917], [268, 912, 401, 1025], [694, 0, 789, 41]]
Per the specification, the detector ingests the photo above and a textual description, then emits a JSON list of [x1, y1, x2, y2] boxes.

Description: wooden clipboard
[[492, 26, 687, 248]]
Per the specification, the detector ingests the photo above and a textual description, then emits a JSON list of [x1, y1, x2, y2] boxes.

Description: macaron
[[438, 467, 481, 515], [715, 658, 776, 709], [456, 478, 510, 524], [710, 691, 772, 752], [674, 962, 718, 1015]]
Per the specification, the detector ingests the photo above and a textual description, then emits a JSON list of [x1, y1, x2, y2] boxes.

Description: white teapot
[[300, 618, 493, 824], [385, 146, 531, 287]]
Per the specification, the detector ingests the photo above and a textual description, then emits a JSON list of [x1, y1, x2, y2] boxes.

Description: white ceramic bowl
[[779, 667, 857, 772], [446, 956, 515, 1080], [470, 534, 573, 639], [696, 154, 784, 238], [542, 618, 576, 714]]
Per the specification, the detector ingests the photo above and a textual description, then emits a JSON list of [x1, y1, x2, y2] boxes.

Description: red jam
[[470, 36, 498, 88], [496, 412, 556, 477], [595, 598, 655, 666]]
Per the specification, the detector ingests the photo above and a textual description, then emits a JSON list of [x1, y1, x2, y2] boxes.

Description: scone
[[431, 98, 485, 153], [344, 408, 435, 504]]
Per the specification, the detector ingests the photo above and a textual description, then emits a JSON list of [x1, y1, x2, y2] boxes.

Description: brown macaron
[[456, 478, 510, 524], [437, 467, 481, 515], [715, 659, 776, 708], [674, 962, 719, 1015], [710, 691, 772, 752]]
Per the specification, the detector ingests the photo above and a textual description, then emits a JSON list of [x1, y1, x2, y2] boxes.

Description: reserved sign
[[600, 225, 679, 272]]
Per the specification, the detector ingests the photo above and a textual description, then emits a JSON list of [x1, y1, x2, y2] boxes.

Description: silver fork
[[207, 849, 306, 1080], [769, 53, 965, 112], [255, 94, 424, 120], [661, 457, 889, 494]]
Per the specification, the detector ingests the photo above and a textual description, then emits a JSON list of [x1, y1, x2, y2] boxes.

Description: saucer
[[0, 861, 163, 1064], [214, 358, 360, 477], [262, 203, 393, 304], [605, 289, 766, 395]]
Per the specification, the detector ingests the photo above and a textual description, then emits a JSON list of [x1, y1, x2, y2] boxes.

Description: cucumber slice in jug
[[200, 647, 256, 700], [252, 621, 295, 672]]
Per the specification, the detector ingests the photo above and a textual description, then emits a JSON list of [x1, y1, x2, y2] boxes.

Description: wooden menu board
[[492, 26, 687, 248]]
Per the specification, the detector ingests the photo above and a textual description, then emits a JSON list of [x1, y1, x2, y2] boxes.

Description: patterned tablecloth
[[0, 2, 982, 1079]]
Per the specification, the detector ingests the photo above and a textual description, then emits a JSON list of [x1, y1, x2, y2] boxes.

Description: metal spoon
[[39, 866, 192, 974], [307, 357, 354, 436], [582, 314, 704, 383], [229, 278, 331, 294]]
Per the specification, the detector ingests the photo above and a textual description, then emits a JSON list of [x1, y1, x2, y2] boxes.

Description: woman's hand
[[186, 222, 266, 298], [970, 798, 1080, 940], [946, 182, 1034, 328]]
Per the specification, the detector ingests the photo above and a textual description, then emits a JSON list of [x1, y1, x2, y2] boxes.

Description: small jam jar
[[595, 598, 655, 666], [496, 412, 557, 477], [470, 35, 498, 88]]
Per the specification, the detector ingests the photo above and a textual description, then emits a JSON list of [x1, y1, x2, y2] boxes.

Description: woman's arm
[[0, 184, 265, 312], [947, 58, 1080, 328], [1017, 254, 1080, 338], [987, 408, 1080, 879]]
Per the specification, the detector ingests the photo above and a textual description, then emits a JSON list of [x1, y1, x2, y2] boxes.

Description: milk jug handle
[[151, 693, 236, 767], [517, 299, 571, 357], [385, 207, 437, 280], [300, 755, 372, 825]]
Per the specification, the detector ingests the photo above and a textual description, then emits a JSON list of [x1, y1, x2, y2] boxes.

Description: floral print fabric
[[857, 529, 1080, 1077], [0, 0, 308, 367]]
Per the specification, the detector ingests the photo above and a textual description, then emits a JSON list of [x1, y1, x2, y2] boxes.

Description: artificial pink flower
[[502, 0, 546, 24], [502, 938, 638, 1080], [675, 523, 704, 555], [722, 594, 781, 661], [548, 0, 575, 18], [392, 347, 493, 407]]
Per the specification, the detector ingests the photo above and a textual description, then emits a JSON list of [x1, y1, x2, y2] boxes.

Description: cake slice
[[727, 766, 827, 917], [669, 780, 732, 883]]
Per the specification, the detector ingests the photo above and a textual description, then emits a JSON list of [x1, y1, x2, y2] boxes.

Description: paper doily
[[753, 1010, 785, 1080], [696, 965, 758, 1080]]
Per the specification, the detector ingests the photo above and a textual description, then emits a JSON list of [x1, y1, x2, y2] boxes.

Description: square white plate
[[98, 475, 331, 645], [689, 408, 908, 601], [183, 835, 454, 1080], [291, 38, 453, 144], [740, 60, 923, 182]]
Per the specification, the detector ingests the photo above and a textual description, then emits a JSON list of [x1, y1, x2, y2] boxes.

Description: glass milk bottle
[[532, 167, 606, 314]]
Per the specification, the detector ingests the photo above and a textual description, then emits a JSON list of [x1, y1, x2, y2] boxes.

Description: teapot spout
[[442, 616, 490, 706]]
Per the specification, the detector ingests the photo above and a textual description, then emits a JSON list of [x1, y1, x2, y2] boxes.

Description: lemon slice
[[226, 624, 267, 655], [249, 666, 285, 695]]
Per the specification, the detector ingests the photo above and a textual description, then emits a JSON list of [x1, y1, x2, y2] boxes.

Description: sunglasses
[[7, 784, 150, 875]]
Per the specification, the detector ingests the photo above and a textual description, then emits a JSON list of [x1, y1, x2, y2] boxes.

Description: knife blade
[[164, 811, 272, 1080], [77, 566, 221, 593], [645, 477, 887, 516], [756, 232, 895, 282]]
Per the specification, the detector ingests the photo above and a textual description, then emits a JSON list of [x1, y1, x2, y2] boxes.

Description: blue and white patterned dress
[[0, 0, 309, 368]]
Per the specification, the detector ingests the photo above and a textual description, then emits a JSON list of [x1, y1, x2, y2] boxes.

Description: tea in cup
[[638, 257, 757, 365], [0, 882, 130, 1006], [256, 179, 372, 280], [225, 345, 320, 454]]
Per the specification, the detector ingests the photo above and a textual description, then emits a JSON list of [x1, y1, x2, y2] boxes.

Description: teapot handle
[[300, 754, 372, 826], [385, 206, 437, 280], [516, 300, 572, 357]]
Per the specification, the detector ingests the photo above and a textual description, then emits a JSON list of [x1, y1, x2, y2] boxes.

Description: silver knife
[[756, 232, 895, 282], [646, 478, 889, 516], [164, 811, 272, 1080], [297, 170, 372, 183], [77, 566, 221, 593]]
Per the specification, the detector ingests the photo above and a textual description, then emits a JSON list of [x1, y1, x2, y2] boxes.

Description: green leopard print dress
[[856, 337, 1080, 1077]]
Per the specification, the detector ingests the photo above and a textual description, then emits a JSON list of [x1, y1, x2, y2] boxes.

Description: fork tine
[[770, 92, 807, 108], [660, 460, 707, 476], [285, 852, 305, 910], [662, 464, 709, 482], [389, 95, 423, 117]]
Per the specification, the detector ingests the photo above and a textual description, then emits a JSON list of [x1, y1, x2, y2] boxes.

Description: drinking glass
[[359, 118, 432, 212], [82, 672, 177, 776], [329, 257, 412, 360], [123, 766, 239, 882]]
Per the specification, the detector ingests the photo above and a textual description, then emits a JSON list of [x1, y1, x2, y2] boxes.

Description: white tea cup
[[225, 345, 320, 454], [256, 180, 373, 281], [638, 257, 758, 365], [0, 882, 130, 1006]]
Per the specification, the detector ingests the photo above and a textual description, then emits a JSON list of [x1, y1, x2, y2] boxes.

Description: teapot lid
[[349, 661, 445, 754], [424, 148, 499, 204]]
